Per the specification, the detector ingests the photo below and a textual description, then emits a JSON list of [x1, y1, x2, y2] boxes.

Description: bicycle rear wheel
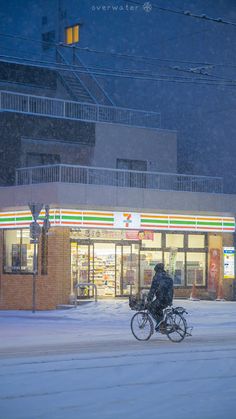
[[131, 312, 154, 341], [166, 312, 187, 342]]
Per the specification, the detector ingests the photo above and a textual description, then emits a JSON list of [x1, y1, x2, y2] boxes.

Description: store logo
[[143, 2, 152, 13], [123, 213, 132, 228]]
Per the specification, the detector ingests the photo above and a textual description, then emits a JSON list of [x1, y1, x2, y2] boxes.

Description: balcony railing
[[0, 90, 161, 129], [15, 164, 223, 194]]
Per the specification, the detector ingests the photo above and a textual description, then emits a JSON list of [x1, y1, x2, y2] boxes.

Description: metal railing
[[0, 90, 161, 128], [56, 48, 96, 104], [15, 164, 223, 193], [73, 51, 115, 106]]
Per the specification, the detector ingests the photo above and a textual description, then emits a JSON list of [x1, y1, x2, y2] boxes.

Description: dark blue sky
[[1, 0, 236, 192]]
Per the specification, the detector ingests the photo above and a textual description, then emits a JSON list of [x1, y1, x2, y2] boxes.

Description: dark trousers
[[149, 299, 166, 324]]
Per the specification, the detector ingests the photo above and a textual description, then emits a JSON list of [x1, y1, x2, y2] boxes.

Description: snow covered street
[[0, 299, 236, 419]]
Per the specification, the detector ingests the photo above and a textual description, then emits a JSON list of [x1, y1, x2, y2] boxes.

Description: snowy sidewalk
[[0, 299, 236, 353]]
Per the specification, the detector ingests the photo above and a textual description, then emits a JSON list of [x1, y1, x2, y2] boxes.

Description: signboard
[[0, 209, 235, 233], [125, 230, 154, 240], [208, 248, 221, 292], [28, 203, 43, 221], [224, 247, 235, 279]]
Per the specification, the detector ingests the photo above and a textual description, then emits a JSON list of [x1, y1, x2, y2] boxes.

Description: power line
[[1, 54, 236, 89], [0, 31, 236, 87], [1, 31, 236, 70], [125, 0, 236, 27]]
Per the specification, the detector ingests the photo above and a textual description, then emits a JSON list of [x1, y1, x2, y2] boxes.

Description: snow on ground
[[0, 299, 236, 419]]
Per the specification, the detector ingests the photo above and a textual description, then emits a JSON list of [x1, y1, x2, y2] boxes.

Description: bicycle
[[129, 295, 192, 343]]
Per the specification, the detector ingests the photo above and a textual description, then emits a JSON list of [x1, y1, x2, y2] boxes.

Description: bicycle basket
[[129, 295, 147, 311]]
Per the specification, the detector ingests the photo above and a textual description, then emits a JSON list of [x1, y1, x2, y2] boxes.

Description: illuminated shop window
[[141, 232, 162, 249], [188, 234, 205, 248], [164, 251, 185, 286], [186, 252, 206, 286], [65, 24, 79, 44], [166, 234, 184, 248], [140, 251, 162, 288], [3, 229, 36, 274]]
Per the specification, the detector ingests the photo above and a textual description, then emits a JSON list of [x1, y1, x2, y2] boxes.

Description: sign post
[[28, 203, 50, 313], [223, 247, 235, 279]]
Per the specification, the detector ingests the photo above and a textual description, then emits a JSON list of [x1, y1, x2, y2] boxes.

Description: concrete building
[[0, 86, 235, 309], [0, 1, 235, 309]]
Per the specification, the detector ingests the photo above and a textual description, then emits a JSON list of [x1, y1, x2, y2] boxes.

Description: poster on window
[[143, 269, 153, 286], [224, 247, 235, 279], [208, 248, 221, 292]]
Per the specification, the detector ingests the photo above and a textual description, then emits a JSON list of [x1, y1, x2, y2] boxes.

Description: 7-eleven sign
[[124, 213, 132, 227], [114, 212, 140, 229]]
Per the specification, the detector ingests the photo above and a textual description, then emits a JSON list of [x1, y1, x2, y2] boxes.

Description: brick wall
[[0, 228, 71, 310]]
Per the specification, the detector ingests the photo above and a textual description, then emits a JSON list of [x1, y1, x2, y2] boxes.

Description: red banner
[[208, 249, 221, 292], [125, 231, 154, 240]]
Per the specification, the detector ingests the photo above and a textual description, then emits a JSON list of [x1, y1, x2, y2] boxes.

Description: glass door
[[93, 243, 115, 297], [115, 243, 139, 296], [71, 241, 93, 298]]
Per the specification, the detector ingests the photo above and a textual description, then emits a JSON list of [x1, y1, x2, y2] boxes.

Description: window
[[141, 232, 162, 248], [164, 251, 185, 286], [3, 230, 36, 273], [117, 159, 147, 171], [166, 234, 184, 248], [65, 24, 80, 44], [42, 30, 55, 50], [163, 233, 207, 287], [116, 159, 147, 188], [186, 253, 206, 286], [140, 251, 162, 288], [188, 234, 205, 248], [42, 16, 48, 25]]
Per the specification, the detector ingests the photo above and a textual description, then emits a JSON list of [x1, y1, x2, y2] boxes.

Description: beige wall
[[93, 123, 177, 173], [1, 183, 236, 216]]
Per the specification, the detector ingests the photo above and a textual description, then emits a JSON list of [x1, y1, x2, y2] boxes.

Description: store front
[[0, 208, 235, 309], [71, 229, 140, 297], [70, 228, 214, 298]]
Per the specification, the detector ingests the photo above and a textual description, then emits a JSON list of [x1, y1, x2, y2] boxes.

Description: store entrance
[[115, 243, 139, 296], [71, 240, 139, 298], [71, 241, 93, 298]]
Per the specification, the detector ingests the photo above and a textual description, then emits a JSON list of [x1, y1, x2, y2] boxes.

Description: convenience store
[[0, 208, 235, 309]]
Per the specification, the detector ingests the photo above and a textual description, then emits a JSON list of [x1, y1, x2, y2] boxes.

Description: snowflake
[[143, 2, 152, 13]]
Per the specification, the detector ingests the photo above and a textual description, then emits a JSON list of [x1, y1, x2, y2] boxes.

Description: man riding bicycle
[[146, 263, 174, 331]]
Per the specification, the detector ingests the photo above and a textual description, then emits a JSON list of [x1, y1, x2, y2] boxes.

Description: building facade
[[0, 178, 235, 310], [0, 2, 235, 309]]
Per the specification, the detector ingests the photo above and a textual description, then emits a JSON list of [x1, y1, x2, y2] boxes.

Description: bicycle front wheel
[[166, 312, 187, 343], [131, 311, 154, 341]]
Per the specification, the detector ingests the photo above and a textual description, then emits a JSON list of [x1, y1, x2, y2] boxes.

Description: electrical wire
[[0, 38, 236, 86], [125, 0, 236, 27], [1, 31, 236, 70], [1, 53, 236, 89]]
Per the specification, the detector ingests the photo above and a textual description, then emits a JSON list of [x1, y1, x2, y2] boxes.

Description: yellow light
[[73, 25, 79, 43], [65, 25, 80, 44], [66, 27, 73, 44]]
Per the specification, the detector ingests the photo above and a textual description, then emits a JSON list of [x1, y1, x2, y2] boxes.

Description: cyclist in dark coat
[[147, 263, 173, 329]]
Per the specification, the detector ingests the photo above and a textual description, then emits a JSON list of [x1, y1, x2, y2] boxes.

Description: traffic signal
[[30, 221, 41, 240]]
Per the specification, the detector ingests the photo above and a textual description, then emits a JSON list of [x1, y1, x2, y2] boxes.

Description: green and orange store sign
[[0, 209, 234, 232]]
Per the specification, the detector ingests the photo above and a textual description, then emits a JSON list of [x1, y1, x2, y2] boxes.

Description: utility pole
[[28, 203, 51, 313]]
